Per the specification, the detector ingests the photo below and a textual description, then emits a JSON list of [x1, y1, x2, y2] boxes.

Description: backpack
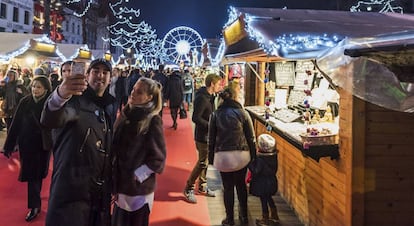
[[183, 76, 192, 91]]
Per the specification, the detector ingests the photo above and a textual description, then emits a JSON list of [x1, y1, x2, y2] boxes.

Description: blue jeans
[[183, 92, 192, 106]]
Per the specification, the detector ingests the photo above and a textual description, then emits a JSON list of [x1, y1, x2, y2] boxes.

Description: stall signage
[[274, 62, 295, 86]]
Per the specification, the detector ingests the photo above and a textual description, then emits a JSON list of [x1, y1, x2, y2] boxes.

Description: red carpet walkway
[[0, 108, 211, 226]]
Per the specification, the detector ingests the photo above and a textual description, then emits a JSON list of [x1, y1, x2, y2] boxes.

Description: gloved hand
[[3, 149, 12, 159]]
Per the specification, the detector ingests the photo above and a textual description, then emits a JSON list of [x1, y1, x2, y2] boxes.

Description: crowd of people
[[0, 59, 280, 226]]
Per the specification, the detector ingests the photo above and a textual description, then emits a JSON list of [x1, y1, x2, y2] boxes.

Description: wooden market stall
[[221, 7, 414, 226]]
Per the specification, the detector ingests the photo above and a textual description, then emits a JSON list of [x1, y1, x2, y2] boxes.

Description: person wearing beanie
[[3, 75, 53, 222], [248, 133, 280, 226]]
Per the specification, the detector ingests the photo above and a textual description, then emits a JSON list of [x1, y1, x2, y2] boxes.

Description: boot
[[239, 203, 248, 225], [221, 217, 235, 226], [270, 207, 280, 224], [256, 213, 270, 226]]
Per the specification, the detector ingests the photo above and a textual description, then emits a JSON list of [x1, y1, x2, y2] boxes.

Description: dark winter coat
[[112, 105, 166, 196], [192, 86, 214, 143], [3, 94, 52, 182], [152, 71, 168, 98], [127, 70, 141, 94], [115, 76, 128, 100], [40, 87, 115, 226], [208, 99, 256, 157], [248, 152, 278, 197], [165, 71, 184, 108]]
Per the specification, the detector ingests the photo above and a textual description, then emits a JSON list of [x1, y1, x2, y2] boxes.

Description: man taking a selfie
[[41, 58, 115, 226]]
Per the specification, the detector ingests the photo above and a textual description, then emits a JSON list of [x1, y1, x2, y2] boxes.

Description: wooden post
[[256, 62, 265, 106]]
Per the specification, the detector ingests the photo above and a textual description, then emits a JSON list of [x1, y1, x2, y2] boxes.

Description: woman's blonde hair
[[219, 80, 239, 101], [138, 77, 162, 115], [135, 77, 163, 133]]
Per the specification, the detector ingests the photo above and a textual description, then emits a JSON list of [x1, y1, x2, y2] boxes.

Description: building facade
[[0, 0, 33, 33]]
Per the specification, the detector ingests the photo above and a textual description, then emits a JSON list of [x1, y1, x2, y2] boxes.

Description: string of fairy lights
[[226, 0, 403, 58], [350, 0, 404, 13], [106, 0, 164, 67], [1, 0, 405, 64]]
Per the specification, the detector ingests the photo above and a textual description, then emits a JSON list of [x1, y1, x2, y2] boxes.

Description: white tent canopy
[[0, 33, 44, 56], [56, 43, 89, 62]]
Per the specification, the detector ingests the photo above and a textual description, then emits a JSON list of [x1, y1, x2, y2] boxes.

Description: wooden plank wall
[[362, 103, 414, 226], [255, 120, 348, 226], [253, 88, 355, 226]]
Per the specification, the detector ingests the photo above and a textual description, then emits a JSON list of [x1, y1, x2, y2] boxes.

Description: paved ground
[[0, 115, 304, 226], [206, 166, 304, 226], [185, 105, 304, 226]]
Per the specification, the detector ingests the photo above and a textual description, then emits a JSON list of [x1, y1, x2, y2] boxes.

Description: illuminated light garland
[[350, 0, 404, 13], [224, 7, 343, 59], [108, 0, 164, 68], [206, 38, 226, 67], [225, 6, 240, 28], [0, 35, 68, 62], [66, 0, 93, 17], [109, 0, 140, 18], [67, 44, 90, 61], [244, 13, 342, 58]]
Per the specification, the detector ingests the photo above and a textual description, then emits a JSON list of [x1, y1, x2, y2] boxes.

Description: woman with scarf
[[3, 75, 52, 222], [111, 77, 167, 226]]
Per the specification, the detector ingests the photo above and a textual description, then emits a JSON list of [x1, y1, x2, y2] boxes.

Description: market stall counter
[[245, 106, 339, 162]]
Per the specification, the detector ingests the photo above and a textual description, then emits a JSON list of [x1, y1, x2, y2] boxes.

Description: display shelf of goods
[[300, 124, 338, 146], [300, 133, 338, 146]]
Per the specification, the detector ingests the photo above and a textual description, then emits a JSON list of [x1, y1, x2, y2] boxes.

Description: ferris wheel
[[162, 26, 204, 66]]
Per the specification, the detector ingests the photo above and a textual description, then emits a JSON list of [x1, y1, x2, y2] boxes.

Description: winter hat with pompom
[[257, 133, 276, 153]]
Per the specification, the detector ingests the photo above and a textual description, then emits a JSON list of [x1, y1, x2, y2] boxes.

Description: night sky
[[128, 0, 341, 39]]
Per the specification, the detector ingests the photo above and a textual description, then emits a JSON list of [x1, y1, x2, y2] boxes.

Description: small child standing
[[249, 134, 280, 226]]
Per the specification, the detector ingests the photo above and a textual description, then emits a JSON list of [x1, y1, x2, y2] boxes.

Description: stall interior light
[[78, 49, 92, 59], [25, 56, 36, 65], [30, 40, 56, 53], [104, 53, 112, 61], [223, 17, 247, 46]]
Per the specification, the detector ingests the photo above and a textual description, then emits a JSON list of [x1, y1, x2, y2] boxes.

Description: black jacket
[[112, 105, 166, 196], [165, 71, 184, 108], [3, 94, 52, 182], [249, 152, 278, 197], [41, 87, 115, 226], [152, 71, 168, 98], [192, 86, 214, 143], [208, 99, 256, 157]]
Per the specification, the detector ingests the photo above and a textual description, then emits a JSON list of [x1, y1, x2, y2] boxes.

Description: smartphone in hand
[[71, 62, 86, 76]]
